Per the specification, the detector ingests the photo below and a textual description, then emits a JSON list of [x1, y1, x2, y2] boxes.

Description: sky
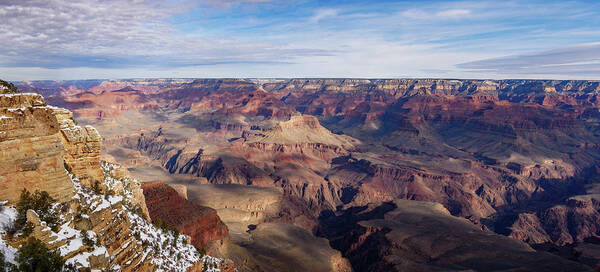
[[1, 0, 600, 80]]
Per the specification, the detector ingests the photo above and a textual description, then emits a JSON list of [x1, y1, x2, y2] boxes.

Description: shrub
[[91, 181, 103, 195], [0, 79, 19, 94], [131, 204, 145, 218], [141, 240, 150, 249], [73, 210, 83, 222], [16, 237, 64, 272], [153, 218, 179, 237], [81, 230, 94, 247], [5, 219, 19, 238], [22, 222, 34, 237], [0, 250, 5, 271], [63, 263, 79, 272], [173, 231, 179, 247], [196, 246, 206, 256], [15, 189, 58, 235]]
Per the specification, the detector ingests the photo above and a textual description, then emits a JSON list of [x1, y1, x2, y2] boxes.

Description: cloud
[[0, 0, 328, 70], [1, 0, 600, 80], [201, 0, 274, 9], [400, 8, 471, 20], [309, 9, 339, 23], [457, 42, 600, 76], [436, 9, 471, 18]]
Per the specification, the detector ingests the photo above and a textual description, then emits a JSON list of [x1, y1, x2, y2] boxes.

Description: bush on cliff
[[14, 190, 59, 235], [16, 237, 64, 272], [0, 250, 5, 271], [153, 218, 179, 236], [91, 181, 102, 195], [80, 230, 94, 247], [0, 80, 19, 94]]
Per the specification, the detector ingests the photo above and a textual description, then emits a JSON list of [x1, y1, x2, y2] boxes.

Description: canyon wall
[[0, 93, 74, 202], [0, 91, 228, 271]]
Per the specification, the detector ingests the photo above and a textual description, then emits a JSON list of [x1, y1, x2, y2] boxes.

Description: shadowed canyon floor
[[17, 78, 600, 271]]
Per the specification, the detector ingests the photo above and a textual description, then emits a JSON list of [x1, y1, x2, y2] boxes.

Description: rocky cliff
[[0, 93, 74, 203], [141, 181, 230, 252], [0, 92, 227, 271]]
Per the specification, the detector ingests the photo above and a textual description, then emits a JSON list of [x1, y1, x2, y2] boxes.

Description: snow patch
[[0, 92, 40, 98], [0, 203, 18, 266]]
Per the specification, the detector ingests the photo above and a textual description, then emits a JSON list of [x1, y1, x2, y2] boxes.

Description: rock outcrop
[[141, 181, 230, 252], [0, 93, 74, 202], [241, 115, 358, 150], [54, 108, 103, 187], [238, 115, 359, 161]]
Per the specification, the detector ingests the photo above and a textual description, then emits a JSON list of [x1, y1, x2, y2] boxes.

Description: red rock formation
[[141, 182, 230, 251]]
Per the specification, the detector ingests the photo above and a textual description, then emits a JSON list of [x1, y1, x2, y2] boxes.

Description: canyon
[[13, 78, 600, 271]]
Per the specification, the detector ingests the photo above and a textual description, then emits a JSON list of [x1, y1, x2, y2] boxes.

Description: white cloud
[[400, 8, 471, 20], [436, 9, 471, 18], [309, 9, 339, 23], [0, 0, 599, 80], [457, 42, 600, 78], [0, 0, 329, 70]]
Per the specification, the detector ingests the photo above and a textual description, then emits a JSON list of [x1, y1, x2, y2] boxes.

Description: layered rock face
[[13, 168, 223, 272], [176, 182, 353, 272], [0, 91, 227, 272], [141, 181, 230, 251], [507, 194, 600, 246], [54, 108, 104, 187], [181, 183, 283, 237], [0, 93, 73, 202], [239, 115, 358, 157]]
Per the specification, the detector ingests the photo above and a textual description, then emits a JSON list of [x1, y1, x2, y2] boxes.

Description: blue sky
[[1, 0, 599, 80]]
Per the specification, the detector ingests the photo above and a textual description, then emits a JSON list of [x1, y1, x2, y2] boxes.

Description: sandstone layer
[[0, 93, 73, 202]]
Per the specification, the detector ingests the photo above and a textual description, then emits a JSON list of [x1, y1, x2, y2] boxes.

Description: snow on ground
[[0, 165, 225, 271], [0, 93, 40, 98], [0, 203, 18, 266], [79, 164, 224, 271], [101, 161, 139, 203], [127, 209, 222, 272], [6, 108, 26, 114], [100, 162, 223, 271]]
